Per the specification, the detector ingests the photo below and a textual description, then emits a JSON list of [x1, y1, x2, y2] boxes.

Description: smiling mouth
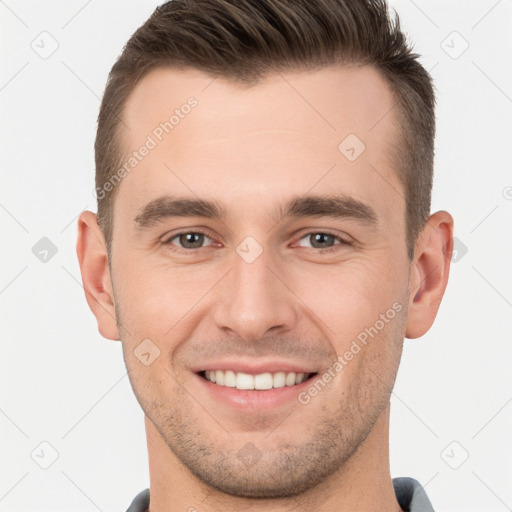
[[198, 370, 318, 390]]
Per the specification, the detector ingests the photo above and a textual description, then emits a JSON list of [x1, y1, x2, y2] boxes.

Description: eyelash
[[162, 229, 352, 253]]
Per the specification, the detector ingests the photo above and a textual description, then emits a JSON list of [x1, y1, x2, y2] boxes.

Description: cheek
[[291, 255, 405, 339], [114, 245, 406, 344], [114, 257, 218, 337]]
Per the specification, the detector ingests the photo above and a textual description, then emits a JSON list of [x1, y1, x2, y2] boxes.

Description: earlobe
[[405, 210, 454, 339], [76, 211, 120, 341]]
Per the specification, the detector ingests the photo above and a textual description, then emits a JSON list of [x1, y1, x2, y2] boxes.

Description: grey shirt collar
[[126, 476, 434, 511]]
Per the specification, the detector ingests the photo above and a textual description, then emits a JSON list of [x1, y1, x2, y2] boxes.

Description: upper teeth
[[204, 370, 310, 390]]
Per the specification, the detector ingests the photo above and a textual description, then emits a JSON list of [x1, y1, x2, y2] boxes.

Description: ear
[[76, 211, 120, 341], [405, 210, 454, 339]]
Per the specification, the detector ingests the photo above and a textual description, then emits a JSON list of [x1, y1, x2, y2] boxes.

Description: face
[[108, 65, 412, 497]]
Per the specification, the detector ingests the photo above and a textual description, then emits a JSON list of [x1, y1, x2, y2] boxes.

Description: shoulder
[[125, 488, 150, 512], [393, 477, 435, 512]]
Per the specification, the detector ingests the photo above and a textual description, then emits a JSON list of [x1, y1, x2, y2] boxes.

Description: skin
[[77, 65, 453, 511]]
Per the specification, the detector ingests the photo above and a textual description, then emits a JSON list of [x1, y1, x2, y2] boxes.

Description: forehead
[[115, 65, 402, 229], [122, 64, 397, 144]]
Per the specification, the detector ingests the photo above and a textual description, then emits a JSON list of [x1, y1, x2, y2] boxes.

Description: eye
[[161, 230, 351, 253], [163, 231, 214, 250], [295, 232, 350, 250]]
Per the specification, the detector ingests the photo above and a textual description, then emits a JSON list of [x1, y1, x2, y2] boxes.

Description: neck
[[145, 402, 402, 512]]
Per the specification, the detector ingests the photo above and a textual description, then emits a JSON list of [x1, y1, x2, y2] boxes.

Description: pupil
[[178, 233, 334, 249], [311, 233, 334, 248], [180, 233, 203, 248]]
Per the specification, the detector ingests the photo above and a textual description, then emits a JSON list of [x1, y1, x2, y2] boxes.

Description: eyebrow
[[133, 194, 378, 229]]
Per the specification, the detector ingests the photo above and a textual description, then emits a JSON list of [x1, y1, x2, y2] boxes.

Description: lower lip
[[195, 373, 316, 411]]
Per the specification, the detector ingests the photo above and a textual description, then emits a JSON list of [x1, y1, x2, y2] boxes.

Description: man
[[76, 0, 453, 510]]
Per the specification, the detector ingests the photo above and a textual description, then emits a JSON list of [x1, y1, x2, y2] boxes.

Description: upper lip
[[191, 358, 319, 375]]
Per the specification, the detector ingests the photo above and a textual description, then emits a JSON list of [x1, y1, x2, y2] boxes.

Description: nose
[[211, 244, 298, 341]]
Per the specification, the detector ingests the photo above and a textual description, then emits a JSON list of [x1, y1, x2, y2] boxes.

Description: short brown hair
[[95, 0, 435, 261]]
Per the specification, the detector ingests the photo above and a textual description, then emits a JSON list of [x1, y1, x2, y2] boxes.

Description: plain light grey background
[[1, 1, 511, 510]]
